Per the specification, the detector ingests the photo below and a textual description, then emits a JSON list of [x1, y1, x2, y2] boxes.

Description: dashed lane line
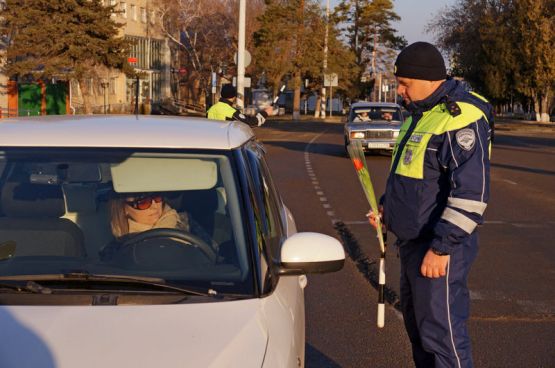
[[303, 130, 402, 319]]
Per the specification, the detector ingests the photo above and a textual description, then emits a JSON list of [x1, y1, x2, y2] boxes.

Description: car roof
[[350, 102, 401, 109], [0, 115, 254, 150]]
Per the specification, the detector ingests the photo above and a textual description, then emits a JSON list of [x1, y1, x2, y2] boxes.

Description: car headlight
[[393, 131, 399, 138], [350, 132, 365, 139]]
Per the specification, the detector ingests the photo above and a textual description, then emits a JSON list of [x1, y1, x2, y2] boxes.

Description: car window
[[350, 106, 402, 122], [0, 148, 254, 296], [243, 143, 284, 291]]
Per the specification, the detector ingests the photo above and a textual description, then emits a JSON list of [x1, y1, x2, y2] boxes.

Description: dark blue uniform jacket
[[382, 79, 494, 254]]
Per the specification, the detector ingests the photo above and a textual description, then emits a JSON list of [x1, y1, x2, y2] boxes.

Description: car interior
[[351, 107, 402, 122], [0, 152, 252, 292]]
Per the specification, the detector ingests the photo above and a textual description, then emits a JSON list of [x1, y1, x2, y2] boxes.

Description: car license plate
[[368, 142, 391, 149]]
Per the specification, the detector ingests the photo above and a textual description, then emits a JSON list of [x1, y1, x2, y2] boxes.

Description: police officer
[[207, 84, 273, 126], [371, 42, 493, 368]]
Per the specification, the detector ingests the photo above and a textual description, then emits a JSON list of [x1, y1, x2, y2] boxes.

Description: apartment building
[[68, 0, 175, 114], [0, 1, 177, 117], [71, 0, 177, 114]]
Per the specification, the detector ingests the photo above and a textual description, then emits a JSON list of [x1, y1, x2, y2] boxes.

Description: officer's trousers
[[399, 233, 478, 368]]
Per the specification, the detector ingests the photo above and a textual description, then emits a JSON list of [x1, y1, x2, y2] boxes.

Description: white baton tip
[[377, 304, 385, 328]]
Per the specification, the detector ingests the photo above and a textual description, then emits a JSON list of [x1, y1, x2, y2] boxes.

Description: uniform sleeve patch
[[455, 128, 475, 151], [409, 134, 423, 143], [239, 114, 246, 119]]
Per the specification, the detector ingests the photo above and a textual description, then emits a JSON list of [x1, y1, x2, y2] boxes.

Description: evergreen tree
[[0, 0, 132, 114], [334, 0, 406, 99]]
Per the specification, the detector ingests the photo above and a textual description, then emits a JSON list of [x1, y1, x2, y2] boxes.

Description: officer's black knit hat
[[394, 42, 446, 81], [221, 84, 237, 99]]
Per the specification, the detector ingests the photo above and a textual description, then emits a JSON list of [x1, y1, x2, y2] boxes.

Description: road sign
[[127, 57, 138, 63], [324, 73, 338, 87], [233, 77, 251, 88], [234, 50, 252, 68]]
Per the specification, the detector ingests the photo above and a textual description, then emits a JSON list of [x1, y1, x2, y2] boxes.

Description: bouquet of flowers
[[347, 140, 387, 328]]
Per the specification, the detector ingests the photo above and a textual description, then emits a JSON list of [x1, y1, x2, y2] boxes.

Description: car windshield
[[0, 148, 253, 296], [350, 106, 401, 122]]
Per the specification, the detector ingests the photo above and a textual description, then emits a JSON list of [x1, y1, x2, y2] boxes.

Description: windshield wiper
[[0, 280, 52, 294], [0, 273, 219, 297]]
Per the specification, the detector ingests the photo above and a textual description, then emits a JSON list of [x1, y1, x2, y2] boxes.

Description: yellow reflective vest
[[207, 101, 236, 121]]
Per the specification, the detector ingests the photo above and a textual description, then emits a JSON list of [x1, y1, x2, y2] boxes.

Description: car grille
[[366, 130, 394, 139]]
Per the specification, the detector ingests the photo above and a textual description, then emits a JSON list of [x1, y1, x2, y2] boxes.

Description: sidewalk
[[267, 114, 343, 124], [495, 117, 555, 133], [268, 114, 555, 132]]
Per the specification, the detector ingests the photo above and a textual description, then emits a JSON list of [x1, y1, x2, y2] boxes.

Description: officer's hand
[[420, 249, 449, 278], [264, 106, 276, 116], [366, 206, 385, 231]]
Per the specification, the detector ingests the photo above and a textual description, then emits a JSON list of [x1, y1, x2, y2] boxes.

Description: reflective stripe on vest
[[207, 102, 236, 121], [392, 102, 487, 179]]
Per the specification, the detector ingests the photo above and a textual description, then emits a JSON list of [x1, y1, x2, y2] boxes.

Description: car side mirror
[[278, 232, 345, 275]]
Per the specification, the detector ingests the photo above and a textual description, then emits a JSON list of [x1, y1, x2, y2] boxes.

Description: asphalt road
[[254, 119, 555, 368]]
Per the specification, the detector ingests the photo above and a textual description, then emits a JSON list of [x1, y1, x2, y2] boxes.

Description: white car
[[0, 116, 345, 368], [344, 102, 403, 153]]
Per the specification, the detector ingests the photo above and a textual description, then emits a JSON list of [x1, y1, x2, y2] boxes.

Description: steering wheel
[[122, 228, 217, 263]]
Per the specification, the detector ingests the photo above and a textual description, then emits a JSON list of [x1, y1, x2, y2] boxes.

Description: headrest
[[1, 182, 65, 218], [180, 189, 218, 212], [63, 184, 97, 213]]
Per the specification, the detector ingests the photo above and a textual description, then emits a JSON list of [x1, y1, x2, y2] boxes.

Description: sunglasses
[[125, 195, 163, 210]]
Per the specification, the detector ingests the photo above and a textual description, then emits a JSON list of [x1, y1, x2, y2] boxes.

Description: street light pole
[[100, 79, 108, 114], [135, 75, 139, 115], [236, 0, 246, 110], [320, 0, 330, 119]]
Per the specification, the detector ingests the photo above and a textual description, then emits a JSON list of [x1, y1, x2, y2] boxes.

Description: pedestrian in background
[[370, 42, 493, 368], [207, 84, 273, 127]]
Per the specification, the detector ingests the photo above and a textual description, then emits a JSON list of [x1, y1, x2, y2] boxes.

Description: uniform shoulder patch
[[238, 113, 246, 119], [455, 128, 475, 151]]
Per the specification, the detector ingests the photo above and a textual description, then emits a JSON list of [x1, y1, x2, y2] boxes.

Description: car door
[[242, 140, 306, 367]]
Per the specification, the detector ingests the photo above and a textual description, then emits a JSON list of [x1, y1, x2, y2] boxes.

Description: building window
[[110, 77, 117, 94], [130, 4, 136, 21], [108, 0, 117, 17], [70, 80, 80, 96], [141, 7, 147, 23], [120, 2, 126, 18], [149, 10, 156, 25]]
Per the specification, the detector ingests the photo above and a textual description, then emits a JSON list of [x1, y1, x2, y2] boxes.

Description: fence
[[1, 100, 207, 118], [0, 107, 20, 118]]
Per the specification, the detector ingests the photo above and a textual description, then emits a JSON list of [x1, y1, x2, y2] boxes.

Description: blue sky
[[391, 0, 456, 44], [330, 0, 457, 45]]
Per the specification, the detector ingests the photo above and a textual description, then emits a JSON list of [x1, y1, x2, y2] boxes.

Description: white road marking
[[303, 129, 340, 227], [502, 179, 517, 185], [343, 220, 372, 225]]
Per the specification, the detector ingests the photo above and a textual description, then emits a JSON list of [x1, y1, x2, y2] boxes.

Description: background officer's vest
[[393, 97, 490, 179], [207, 102, 236, 121]]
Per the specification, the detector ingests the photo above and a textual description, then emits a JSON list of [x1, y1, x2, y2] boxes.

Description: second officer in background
[[207, 84, 273, 127]]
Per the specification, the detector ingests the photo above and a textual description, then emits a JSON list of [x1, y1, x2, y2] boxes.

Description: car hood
[[0, 299, 268, 368], [346, 121, 401, 130]]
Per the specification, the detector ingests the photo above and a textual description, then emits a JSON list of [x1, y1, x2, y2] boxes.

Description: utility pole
[[236, 0, 246, 110], [320, 0, 330, 119], [371, 32, 377, 101], [377, 72, 382, 102]]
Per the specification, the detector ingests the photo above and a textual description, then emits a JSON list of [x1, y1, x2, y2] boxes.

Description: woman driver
[[100, 193, 213, 261], [109, 193, 187, 239]]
